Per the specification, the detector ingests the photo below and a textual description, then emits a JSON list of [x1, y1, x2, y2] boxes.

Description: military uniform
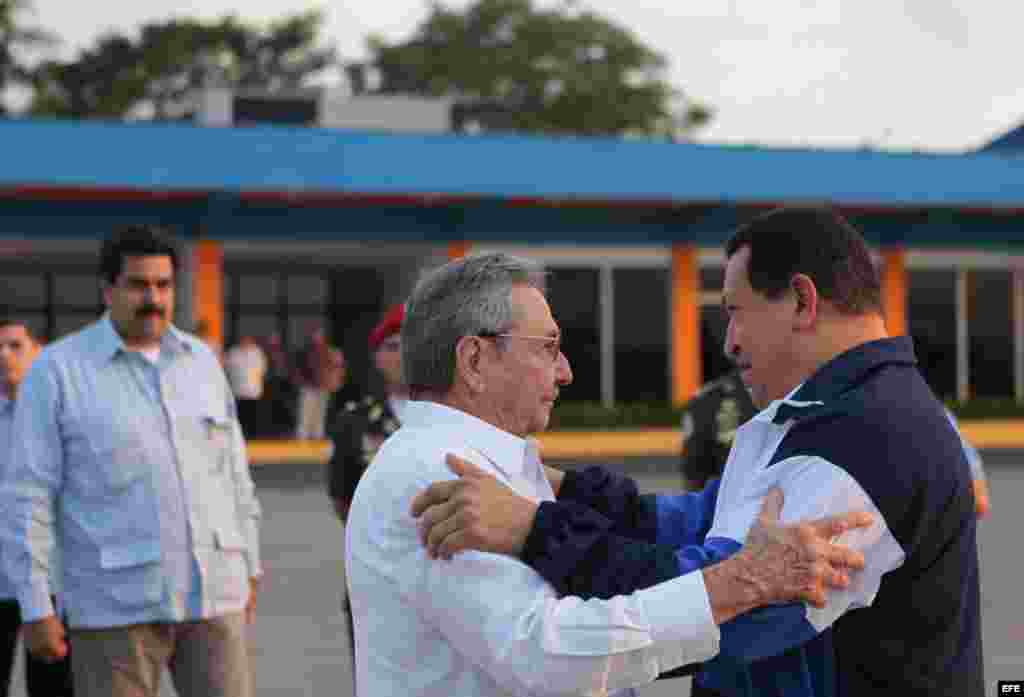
[[326, 395, 402, 520], [679, 370, 757, 491]]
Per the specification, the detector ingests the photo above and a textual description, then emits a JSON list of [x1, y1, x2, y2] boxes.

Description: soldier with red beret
[[325, 303, 408, 678]]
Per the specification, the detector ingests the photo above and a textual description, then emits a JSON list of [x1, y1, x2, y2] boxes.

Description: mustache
[[137, 306, 165, 317]]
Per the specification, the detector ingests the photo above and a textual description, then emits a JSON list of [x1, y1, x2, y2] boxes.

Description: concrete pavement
[[8, 454, 1021, 696]]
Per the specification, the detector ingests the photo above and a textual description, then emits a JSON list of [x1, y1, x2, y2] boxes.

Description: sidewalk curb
[[246, 419, 1024, 466]]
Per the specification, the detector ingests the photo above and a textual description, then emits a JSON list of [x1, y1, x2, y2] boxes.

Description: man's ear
[[790, 274, 819, 330], [454, 335, 487, 395]]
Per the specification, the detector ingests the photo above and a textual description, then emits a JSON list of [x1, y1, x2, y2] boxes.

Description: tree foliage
[[366, 0, 712, 138], [0, 0, 56, 114], [29, 10, 336, 120]]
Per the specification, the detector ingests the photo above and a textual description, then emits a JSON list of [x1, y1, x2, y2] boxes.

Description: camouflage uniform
[[326, 395, 402, 519], [679, 370, 757, 491]]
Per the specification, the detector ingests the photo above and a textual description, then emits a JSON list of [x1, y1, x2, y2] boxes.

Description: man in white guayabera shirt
[[344, 252, 871, 697]]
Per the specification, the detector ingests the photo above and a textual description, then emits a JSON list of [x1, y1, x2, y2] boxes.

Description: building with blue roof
[[0, 117, 1021, 405]]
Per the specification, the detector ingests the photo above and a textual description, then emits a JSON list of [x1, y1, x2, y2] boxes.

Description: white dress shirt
[[345, 401, 720, 697], [224, 343, 268, 400]]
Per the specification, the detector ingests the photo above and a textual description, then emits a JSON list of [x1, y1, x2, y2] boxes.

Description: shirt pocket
[[179, 412, 234, 476], [213, 527, 247, 553], [87, 432, 148, 492], [99, 540, 164, 609]]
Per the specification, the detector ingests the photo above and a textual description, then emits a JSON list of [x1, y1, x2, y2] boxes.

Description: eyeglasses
[[478, 332, 562, 363]]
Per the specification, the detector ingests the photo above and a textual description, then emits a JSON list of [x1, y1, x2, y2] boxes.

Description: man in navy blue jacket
[[412, 207, 983, 697]]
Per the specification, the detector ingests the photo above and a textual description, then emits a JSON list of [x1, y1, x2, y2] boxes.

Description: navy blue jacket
[[523, 338, 983, 696]]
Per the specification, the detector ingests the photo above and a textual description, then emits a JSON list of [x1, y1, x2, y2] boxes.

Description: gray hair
[[402, 252, 545, 395]]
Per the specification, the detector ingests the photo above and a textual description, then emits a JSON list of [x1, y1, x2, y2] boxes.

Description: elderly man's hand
[[732, 488, 873, 609], [410, 454, 538, 560]]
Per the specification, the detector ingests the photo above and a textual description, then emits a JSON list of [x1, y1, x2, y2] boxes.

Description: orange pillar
[[448, 241, 471, 260], [671, 244, 701, 405], [193, 240, 224, 351], [881, 248, 908, 336]]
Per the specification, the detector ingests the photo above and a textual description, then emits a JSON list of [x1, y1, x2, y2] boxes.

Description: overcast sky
[[24, 0, 1024, 151]]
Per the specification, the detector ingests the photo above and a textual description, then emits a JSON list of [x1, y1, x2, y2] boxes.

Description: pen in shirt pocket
[[202, 416, 232, 442]]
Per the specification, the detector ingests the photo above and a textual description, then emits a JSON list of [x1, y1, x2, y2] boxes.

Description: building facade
[[1, 119, 1022, 403]]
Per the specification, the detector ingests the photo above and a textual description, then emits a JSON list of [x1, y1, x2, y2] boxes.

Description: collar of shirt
[[93, 313, 197, 364], [767, 336, 916, 425], [0, 396, 11, 415], [400, 400, 541, 486]]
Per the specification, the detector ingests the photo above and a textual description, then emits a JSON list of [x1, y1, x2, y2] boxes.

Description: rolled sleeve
[[757, 455, 905, 633], [637, 568, 720, 663], [422, 548, 719, 695]]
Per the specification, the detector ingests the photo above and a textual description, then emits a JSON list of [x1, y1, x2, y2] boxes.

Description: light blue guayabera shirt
[[0, 397, 15, 601], [1, 315, 262, 629]]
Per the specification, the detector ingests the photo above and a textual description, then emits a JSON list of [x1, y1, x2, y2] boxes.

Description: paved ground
[[10, 453, 1022, 696]]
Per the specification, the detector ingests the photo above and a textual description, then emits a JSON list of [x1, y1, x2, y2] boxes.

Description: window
[[53, 275, 102, 309], [546, 267, 600, 401], [235, 314, 280, 344], [614, 268, 669, 401], [968, 270, 1013, 398], [224, 269, 334, 350], [908, 270, 956, 399], [286, 275, 328, 307], [236, 275, 279, 307], [700, 265, 731, 384], [1, 276, 46, 310]]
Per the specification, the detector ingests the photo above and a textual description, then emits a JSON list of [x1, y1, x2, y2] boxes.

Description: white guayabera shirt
[[345, 401, 721, 697]]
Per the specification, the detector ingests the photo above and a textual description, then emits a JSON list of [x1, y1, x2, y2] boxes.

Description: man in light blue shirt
[[1, 225, 262, 697], [0, 318, 73, 696]]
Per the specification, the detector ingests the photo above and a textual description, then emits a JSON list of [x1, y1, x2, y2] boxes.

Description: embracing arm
[[523, 477, 724, 599]]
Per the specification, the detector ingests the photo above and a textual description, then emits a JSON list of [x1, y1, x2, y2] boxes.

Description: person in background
[[260, 332, 297, 438], [327, 303, 408, 523], [946, 408, 991, 518], [680, 375, 991, 520], [325, 302, 408, 686], [679, 369, 757, 492], [1, 225, 262, 697], [0, 318, 73, 696], [293, 325, 346, 440], [224, 336, 268, 437]]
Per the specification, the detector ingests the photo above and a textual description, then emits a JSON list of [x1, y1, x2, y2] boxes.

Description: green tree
[[0, 0, 56, 115], [30, 10, 336, 120], [30, 35, 144, 118], [364, 0, 712, 138]]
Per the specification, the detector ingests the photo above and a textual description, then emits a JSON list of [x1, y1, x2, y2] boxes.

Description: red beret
[[368, 303, 405, 351]]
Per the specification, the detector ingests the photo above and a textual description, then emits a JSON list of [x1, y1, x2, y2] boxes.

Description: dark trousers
[[235, 399, 266, 438], [0, 598, 73, 697]]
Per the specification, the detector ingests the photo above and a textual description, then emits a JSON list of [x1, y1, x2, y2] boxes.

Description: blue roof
[[2, 118, 1024, 210]]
